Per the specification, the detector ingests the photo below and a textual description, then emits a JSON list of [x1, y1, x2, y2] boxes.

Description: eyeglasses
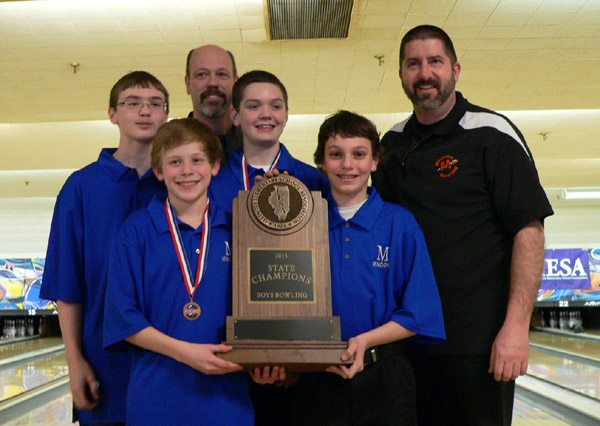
[[116, 98, 168, 112]]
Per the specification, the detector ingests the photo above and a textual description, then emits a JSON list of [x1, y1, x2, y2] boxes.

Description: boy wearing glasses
[[40, 71, 169, 426]]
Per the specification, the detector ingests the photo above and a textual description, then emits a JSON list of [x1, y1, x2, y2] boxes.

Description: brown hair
[[151, 118, 222, 172], [109, 71, 169, 112], [232, 70, 288, 112], [400, 25, 457, 66], [314, 110, 381, 170]]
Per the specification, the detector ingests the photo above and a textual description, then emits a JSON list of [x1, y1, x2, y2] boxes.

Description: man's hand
[[489, 322, 529, 381]]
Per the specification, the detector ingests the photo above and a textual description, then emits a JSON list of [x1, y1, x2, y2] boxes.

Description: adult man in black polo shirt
[[372, 25, 553, 425], [185, 44, 241, 165]]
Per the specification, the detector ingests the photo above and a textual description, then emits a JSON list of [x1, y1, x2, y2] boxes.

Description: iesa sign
[[541, 249, 590, 290]]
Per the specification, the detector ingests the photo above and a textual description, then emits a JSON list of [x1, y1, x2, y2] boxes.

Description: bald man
[[185, 45, 242, 165]]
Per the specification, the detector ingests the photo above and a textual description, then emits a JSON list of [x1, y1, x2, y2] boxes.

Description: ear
[[108, 108, 118, 124], [185, 75, 191, 95], [153, 166, 164, 182], [231, 108, 240, 127], [453, 61, 461, 84], [371, 155, 379, 173], [211, 160, 221, 177]]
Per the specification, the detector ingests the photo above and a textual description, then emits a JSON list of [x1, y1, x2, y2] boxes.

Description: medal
[[165, 198, 210, 321], [242, 147, 282, 190], [183, 301, 201, 320]]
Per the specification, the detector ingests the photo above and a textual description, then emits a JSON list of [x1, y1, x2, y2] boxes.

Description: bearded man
[[372, 25, 553, 426], [185, 45, 241, 165]]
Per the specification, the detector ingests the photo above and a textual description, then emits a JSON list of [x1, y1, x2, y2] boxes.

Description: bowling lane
[[527, 349, 600, 400], [2, 393, 72, 426], [530, 330, 600, 361], [0, 337, 64, 364], [512, 398, 571, 426], [0, 352, 68, 403]]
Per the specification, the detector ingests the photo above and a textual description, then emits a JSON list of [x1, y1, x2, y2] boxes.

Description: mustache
[[414, 79, 439, 90], [200, 88, 226, 102]]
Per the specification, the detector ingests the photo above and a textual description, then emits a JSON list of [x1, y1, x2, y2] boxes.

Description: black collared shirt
[[373, 92, 553, 354], [187, 112, 242, 166]]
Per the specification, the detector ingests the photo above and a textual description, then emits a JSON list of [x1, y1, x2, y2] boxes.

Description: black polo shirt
[[373, 92, 553, 354], [187, 112, 242, 166]]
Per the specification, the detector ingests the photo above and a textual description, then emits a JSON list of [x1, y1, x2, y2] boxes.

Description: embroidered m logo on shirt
[[222, 241, 231, 262], [373, 245, 390, 268]]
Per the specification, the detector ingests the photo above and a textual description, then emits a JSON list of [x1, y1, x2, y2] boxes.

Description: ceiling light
[[561, 188, 600, 200]]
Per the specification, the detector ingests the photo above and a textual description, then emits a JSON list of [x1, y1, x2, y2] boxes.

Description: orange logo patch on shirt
[[435, 155, 459, 178]]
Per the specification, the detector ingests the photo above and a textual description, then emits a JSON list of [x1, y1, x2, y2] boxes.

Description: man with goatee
[[373, 25, 553, 426], [185, 44, 241, 166]]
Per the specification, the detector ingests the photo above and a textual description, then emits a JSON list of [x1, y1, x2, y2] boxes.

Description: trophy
[[219, 175, 351, 371]]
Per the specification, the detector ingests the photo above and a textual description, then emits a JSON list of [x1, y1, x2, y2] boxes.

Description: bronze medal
[[183, 301, 201, 320], [165, 198, 211, 324]]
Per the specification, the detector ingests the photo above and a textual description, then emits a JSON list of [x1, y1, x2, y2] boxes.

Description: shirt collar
[[149, 193, 230, 234], [227, 143, 293, 184], [406, 91, 468, 137], [97, 148, 155, 182], [328, 187, 383, 232]]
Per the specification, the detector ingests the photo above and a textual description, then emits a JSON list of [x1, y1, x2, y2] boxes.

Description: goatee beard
[[404, 75, 455, 111], [200, 104, 227, 118]]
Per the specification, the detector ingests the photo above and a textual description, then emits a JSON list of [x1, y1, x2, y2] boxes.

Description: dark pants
[[289, 353, 416, 426], [250, 378, 295, 426], [406, 351, 515, 426], [74, 406, 125, 426]]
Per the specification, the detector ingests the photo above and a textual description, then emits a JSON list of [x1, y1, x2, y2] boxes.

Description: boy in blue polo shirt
[[209, 69, 329, 426], [210, 70, 329, 217], [290, 110, 446, 426], [40, 71, 169, 425], [103, 118, 255, 426]]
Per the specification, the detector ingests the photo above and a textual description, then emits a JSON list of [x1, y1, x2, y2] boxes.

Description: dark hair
[[186, 47, 237, 78], [151, 118, 222, 172], [109, 71, 169, 112], [314, 110, 381, 170], [400, 25, 457, 65], [231, 70, 288, 112]]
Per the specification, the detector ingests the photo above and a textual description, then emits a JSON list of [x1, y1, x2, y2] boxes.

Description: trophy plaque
[[218, 175, 351, 371]]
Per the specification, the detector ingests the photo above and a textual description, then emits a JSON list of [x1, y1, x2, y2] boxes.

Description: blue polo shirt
[[40, 148, 164, 424], [103, 195, 253, 426], [210, 143, 330, 216], [328, 188, 445, 343]]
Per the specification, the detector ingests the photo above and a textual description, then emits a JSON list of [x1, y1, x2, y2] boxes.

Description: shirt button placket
[[343, 223, 351, 260]]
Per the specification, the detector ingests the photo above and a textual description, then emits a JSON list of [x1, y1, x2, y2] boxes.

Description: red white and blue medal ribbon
[[164, 198, 210, 320], [241, 147, 282, 191]]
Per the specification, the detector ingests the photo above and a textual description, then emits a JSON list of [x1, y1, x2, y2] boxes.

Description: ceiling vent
[[266, 0, 354, 40]]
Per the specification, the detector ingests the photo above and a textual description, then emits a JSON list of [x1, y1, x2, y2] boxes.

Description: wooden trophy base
[[218, 316, 352, 372], [218, 341, 350, 372]]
